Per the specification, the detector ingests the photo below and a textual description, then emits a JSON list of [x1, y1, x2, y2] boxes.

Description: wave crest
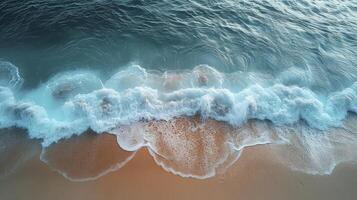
[[0, 63, 357, 147]]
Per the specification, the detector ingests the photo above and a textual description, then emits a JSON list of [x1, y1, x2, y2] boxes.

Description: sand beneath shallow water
[[0, 128, 356, 200]]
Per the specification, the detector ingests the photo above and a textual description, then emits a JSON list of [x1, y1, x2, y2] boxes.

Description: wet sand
[[0, 129, 356, 200]]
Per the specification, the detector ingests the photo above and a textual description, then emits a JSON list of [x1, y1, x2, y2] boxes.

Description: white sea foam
[[0, 62, 356, 145], [0, 61, 23, 89], [1, 61, 357, 178]]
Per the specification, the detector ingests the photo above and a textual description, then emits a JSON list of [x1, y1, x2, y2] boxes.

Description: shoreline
[[0, 127, 357, 200]]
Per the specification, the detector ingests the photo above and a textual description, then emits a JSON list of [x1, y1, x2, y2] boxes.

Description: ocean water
[[1, 0, 357, 179]]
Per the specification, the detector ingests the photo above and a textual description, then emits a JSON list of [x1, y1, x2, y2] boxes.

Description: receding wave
[[0, 61, 357, 179]]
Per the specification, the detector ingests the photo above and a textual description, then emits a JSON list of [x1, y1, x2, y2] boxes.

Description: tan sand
[[0, 127, 356, 200]]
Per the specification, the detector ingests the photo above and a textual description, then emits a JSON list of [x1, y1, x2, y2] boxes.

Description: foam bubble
[[46, 71, 103, 100], [145, 117, 239, 179], [269, 118, 357, 175], [0, 63, 357, 178], [231, 120, 286, 151], [105, 65, 148, 92], [0, 61, 23, 89], [110, 123, 147, 151], [192, 65, 224, 87]]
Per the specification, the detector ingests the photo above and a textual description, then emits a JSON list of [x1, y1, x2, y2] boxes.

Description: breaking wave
[[1, 61, 357, 179]]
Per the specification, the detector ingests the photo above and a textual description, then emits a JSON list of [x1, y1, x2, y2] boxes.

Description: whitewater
[[1, 0, 357, 179]]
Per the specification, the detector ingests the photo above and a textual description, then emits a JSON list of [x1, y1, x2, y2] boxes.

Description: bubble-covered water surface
[[0, 0, 357, 179]]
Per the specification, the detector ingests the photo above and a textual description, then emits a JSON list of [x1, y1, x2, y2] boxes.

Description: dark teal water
[[1, 0, 356, 89]]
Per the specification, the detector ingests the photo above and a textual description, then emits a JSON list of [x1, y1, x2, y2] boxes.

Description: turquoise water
[[1, 0, 357, 178]]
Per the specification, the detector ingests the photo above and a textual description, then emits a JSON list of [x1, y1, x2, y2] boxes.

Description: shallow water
[[1, 0, 357, 181], [1, 131, 357, 200]]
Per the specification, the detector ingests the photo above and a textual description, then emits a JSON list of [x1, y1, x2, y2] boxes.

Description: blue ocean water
[[0, 0, 357, 178]]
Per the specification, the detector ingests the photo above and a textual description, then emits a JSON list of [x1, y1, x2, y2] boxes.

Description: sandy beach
[[0, 127, 356, 200], [1, 1, 357, 200]]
